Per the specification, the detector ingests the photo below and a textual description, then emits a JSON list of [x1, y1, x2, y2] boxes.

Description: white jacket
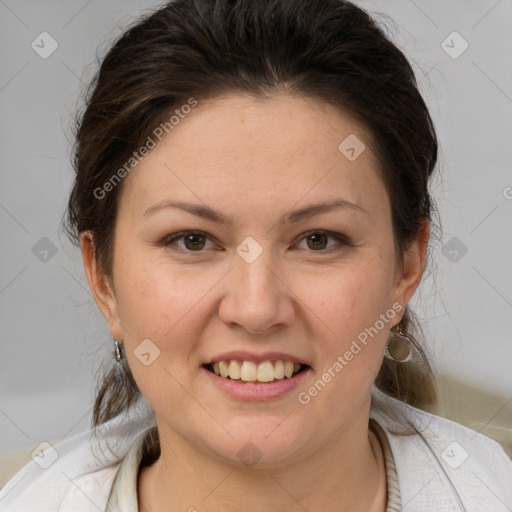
[[1, 386, 511, 511]]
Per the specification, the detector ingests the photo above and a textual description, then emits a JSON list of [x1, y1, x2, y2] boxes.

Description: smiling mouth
[[204, 359, 309, 383]]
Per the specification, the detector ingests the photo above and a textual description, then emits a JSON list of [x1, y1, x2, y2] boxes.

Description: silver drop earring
[[384, 323, 413, 363], [114, 339, 124, 363]]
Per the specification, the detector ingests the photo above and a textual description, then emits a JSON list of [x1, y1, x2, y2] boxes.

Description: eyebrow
[[143, 198, 367, 225]]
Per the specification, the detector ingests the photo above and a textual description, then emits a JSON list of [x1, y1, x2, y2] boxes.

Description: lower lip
[[202, 366, 311, 400]]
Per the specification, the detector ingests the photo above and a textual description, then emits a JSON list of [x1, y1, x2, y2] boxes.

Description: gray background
[[0, 0, 511, 454]]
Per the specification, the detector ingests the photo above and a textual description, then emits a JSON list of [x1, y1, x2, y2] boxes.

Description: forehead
[[118, 92, 387, 218]]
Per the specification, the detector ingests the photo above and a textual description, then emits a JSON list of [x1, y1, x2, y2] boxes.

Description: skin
[[81, 92, 429, 511]]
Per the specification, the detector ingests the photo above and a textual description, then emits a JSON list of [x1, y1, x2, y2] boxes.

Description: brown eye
[[161, 231, 214, 252], [183, 233, 206, 250], [306, 233, 329, 250], [296, 231, 349, 252]]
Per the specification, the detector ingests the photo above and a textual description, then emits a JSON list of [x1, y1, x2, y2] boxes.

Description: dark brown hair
[[64, 0, 439, 436]]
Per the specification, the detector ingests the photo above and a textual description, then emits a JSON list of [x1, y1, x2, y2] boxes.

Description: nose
[[218, 246, 296, 334]]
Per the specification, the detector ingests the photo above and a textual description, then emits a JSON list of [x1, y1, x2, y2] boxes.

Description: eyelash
[[159, 230, 350, 254]]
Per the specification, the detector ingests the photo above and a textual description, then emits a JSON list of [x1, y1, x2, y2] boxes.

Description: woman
[[1, 0, 511, 510]]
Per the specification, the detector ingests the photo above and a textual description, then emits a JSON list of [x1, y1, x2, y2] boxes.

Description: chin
[[203, 420, 311, 468]]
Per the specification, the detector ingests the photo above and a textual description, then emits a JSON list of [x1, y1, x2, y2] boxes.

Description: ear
[[80, 231, 124, 340], [392, 220, 430, 316]]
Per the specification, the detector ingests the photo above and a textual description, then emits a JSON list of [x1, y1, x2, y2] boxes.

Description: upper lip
[[205, 350, 311, 366]]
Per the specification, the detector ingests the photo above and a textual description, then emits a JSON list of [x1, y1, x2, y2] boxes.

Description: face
[[83, 92, 426, 467]]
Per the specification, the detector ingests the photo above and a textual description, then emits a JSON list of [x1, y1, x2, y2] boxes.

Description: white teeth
[[228, 360, 241, 380], [274, 360, 285, 379], [257, 361, 275, 382], [210, 359, 304, 382], [219, 360, 229, 378], [240, 361, 258, 381], [284, 361, 294, 378]]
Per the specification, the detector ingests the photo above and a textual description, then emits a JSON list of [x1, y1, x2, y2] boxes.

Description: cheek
[[311, 260, 396, 334], [115, 244, 397, 350], [115, 263, 207, 336], [113, 250, 227, 369], [113, 262, 214, 403], [297, 257, 397, 385]]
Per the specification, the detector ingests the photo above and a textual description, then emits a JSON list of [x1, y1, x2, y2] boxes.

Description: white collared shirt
[[105, 418, 403, 512], [1, 387, 511, 511]]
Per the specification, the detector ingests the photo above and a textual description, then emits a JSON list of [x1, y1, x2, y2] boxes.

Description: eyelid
[[293, 230, 350, 250], [159, 230, 217, 250], [160, 229, 350, 253]]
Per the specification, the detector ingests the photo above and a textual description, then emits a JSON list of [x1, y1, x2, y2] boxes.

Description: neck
[[138, 401, 386, 512]]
